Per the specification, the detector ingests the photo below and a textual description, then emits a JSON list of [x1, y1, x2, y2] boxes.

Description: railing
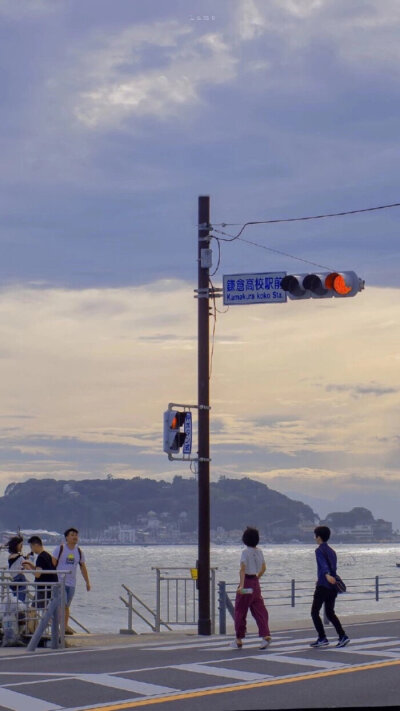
[[120, 584, 172, 634], [218, 575, 400, 633], [0, 570, 68, 650], [152, 567, 218, 633], [0, 568, 90, 649]]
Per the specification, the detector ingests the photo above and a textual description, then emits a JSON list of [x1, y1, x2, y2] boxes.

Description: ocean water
[[2, 544, 400, 633]]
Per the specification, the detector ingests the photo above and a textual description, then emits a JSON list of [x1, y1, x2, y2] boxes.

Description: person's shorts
[[64, 585, 75, 607]]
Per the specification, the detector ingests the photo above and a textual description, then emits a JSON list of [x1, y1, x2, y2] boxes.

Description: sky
[[0, 0, 400, 528]]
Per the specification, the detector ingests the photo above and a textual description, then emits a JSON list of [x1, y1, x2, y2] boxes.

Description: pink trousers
[[234, 575, 270, 639]]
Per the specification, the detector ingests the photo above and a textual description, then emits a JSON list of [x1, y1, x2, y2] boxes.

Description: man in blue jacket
[[310, 525, 350, 648]]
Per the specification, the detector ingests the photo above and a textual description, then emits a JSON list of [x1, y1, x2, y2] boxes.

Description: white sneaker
[[230, 639, 243, 649], [259, 636, 271, 649]]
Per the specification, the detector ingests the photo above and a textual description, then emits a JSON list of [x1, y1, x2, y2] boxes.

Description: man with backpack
[[52, 527, 91, 635]]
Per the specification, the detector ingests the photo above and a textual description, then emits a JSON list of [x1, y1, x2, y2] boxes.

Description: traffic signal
[[163, 410, 187, 457], [280, 271, 364, 300]]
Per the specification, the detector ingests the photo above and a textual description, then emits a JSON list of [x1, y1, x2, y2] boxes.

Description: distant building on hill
[[320, 507, 393, 542]]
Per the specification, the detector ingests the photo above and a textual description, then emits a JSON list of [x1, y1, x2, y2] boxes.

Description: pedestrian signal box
[[280, 271, 364, 300], [163, 410, 187, 458]]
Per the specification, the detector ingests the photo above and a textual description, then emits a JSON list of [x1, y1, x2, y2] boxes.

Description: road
[[0, 619, 400, 710]]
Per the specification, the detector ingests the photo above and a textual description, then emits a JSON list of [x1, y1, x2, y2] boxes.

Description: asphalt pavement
[[0, 614, 400, 710]]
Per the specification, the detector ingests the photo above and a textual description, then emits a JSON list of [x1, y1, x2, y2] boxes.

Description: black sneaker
[[310, 638, 329, 647], [336, 635, 350, 648]]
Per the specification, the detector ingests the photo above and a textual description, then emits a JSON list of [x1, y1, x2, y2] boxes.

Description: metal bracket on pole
[[194, 288, 223, 299], [168, 402, 200, 411], [168, 454, 201, 463]]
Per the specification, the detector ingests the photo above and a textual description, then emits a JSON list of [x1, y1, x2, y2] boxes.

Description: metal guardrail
[[218, 575, 400, 633], [152, 567, 218, 633], [120, 567, 219, 634], [0, 568, 90, 649], [120, 584, 172, 634], [0, 572, 66, 650]]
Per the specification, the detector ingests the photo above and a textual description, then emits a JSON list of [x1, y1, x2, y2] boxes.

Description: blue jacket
[[315, 542, 337, 589]]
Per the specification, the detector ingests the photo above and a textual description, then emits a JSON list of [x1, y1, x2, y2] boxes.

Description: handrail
[[0, 577, 65, 649], [218, 573, 400, 632], [68, 613, 90, 634], [152, 567, 217, 633], [0, 569, 90, 635], [120, 583, 172, 634]]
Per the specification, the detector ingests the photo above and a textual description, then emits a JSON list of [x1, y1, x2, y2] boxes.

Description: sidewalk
[[59, 609, 400, 650], [1, 609, 399, 655]]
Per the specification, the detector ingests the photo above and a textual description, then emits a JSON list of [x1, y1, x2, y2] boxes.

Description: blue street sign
[[223, 272, 287, 305]]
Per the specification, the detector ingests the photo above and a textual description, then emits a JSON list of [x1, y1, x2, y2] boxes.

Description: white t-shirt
[[52, 544, 85, 588], [8, 554, 25, 578], [240, 546, 265, 575]]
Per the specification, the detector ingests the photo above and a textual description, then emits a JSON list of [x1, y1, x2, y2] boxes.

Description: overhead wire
[[210, 201, 400, 240], [204, 199, 400, 382], [208, 276, 217, 380], [236, 237, 334, 271], [209, 236, 221, 276]]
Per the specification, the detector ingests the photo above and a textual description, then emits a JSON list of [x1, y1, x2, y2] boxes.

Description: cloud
[[325, 382, 398, 398], [237, 0, 267, 40], [72, 22, 237, 128], [0, 281, 397, 487]]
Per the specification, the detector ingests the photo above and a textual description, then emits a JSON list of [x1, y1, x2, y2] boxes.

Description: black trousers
[[311, 585, 345, 639]]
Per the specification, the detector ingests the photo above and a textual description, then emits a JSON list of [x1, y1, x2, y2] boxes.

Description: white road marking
[[62, 656, 400, 711], [0, 687, 62, 711], [140, 634, 291, 648], [78, 674, 178, 696], [171, 662, 271, 681], [1, 634, 399, 711], [345, 640, 400, 651], [254, 654, 347, 669]]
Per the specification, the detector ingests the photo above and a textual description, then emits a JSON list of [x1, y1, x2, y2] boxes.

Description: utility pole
[[197, 195, 211, 635]]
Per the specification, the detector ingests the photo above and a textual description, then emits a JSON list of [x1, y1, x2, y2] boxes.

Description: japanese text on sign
[[223, 272, 287, 305], [182, 412, 192, 455]]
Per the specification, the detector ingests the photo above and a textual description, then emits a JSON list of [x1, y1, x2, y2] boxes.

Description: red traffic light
[[281, 271, 364, 299], [171, 412, 186, 430], [324, 272, 352, 295]]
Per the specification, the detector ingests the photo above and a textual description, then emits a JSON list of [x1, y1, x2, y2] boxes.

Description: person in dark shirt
[[310, 526, 350, 648], [24, 536, 58, 608]]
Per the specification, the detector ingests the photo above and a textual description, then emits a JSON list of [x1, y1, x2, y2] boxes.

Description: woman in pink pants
[[232, 526, 271, 649]]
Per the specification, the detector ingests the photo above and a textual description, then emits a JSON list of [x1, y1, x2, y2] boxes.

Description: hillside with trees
[[0, 476, 318, 541]]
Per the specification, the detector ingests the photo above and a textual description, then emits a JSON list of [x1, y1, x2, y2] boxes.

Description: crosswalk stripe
[[139, 634, 397, 653], [0, 688, 62, 711], [78, 674, 178, 696], [171, 663, 271, 681], [140, 634, 291, 648], [253, 654, 347, 669], [346, 640, 400, 651]]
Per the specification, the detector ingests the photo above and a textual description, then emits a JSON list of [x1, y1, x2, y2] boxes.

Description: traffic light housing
[[163, 410, 187, 458], [280, 271, 364, 300]]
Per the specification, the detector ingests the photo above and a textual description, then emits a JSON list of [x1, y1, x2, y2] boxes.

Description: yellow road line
[[76, 658, 400, 710]]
